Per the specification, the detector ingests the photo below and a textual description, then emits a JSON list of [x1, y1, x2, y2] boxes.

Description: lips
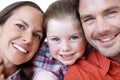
[[96, 32, 119, 47], [99, 35, 115, 42], [98, 33, 118, 42], [60, 53, 74, 60], [13, 43, 28, 54]]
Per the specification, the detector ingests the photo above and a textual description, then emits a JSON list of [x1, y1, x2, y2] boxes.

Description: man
[[64, 0, 120, 80]]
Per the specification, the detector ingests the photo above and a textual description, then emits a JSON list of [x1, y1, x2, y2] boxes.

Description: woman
[[0, 1, 58, 80]]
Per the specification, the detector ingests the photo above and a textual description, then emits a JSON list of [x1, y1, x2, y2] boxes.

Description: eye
[[16, 24, 25, 30], [106, 10, 118, 17], [70, 36, 79, 41], [33, 33, 41, 40], [82, 17, 95, 24], [51, 38, 60, 43]]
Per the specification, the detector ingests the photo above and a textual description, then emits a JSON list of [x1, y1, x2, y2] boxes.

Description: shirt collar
[[91, 49, 111, 75], [99, 54, 110, 75], [98, 53, 120, 75]]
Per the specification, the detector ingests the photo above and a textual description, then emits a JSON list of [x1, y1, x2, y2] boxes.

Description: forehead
[[11, 5, 43, 21], [48, 17, 80, 28], [11, 6, 43, 27], [79, 0, 120, 15], [13, 5, 42, 16], [47, 18, 82, 33]]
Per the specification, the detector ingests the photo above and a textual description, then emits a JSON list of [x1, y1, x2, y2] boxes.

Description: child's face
[[47, 17, 86, 65]]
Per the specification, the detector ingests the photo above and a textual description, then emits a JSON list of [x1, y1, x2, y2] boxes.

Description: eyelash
[[16, 24, 26, 30], [52, 38, 60, 42], [51, 36, 79, 43], [82, 11, 117, 24], [33, 33, 41, 40], [70, 36, 79, 42], [82, 17, 95, 24], [106, 11, 118, 17], [16, 24, 41, 40]]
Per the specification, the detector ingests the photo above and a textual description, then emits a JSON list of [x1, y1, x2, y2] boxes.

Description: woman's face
[[0, 6, 43, 65]]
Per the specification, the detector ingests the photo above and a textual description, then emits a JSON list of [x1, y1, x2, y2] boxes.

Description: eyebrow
[[80, 6, 120, 20], [20, 19, 43, 33], [104, 6, 120, 12], [19, 19, 29, 27], [80, 15, 92, 20], [36, 30, 43, 33], [47, 32, 83, 37]]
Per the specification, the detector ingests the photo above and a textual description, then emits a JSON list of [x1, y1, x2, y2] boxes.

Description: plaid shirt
[[33, 42, 68, 80]]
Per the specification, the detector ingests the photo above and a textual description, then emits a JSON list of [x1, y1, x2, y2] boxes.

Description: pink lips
[[60, 54, 74, 60], [97, 33, 118, 47], [12, 43, 29, 54]]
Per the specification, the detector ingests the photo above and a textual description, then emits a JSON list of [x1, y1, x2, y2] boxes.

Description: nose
[[96, 18, 111, 35], [22, 32, 33, 44], [61, 41, 70, 52]]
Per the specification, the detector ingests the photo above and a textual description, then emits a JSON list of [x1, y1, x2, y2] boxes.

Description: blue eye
[[52, 38, 60, 43], [70, 36, 79, 41], [16, 24, 25, 30]]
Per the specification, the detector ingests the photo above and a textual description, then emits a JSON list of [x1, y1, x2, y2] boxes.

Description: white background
[[0, 0, 57, 12]]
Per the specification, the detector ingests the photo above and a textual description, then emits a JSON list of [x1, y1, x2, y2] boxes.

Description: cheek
[[0, 31, 16, 45], [75, 40, 87, 52], [48, 43, 59, 55], [108, 16, 120, 26], [32, 42, 40, 52], [111, 22, 120, 28], [83, 25, 94, 36], [85, 28, 92, 36]]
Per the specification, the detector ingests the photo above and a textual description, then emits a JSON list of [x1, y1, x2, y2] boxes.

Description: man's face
[[79, 0, 120, 57]]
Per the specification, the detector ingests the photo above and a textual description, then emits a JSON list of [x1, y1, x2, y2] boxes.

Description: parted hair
[[44, 0, 81, 32], [0, 1, 44, 80]]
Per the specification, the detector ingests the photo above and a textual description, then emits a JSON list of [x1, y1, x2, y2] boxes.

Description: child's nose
[[61, 41, 70, 52]]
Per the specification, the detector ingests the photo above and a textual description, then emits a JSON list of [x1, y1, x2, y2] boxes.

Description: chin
[[64, 62, 74, 65], [100, 51, 118, 58]]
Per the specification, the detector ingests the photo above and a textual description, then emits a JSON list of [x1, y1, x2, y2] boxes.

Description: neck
[[110, 54, 120, 63], [3, 60, 18, 78]]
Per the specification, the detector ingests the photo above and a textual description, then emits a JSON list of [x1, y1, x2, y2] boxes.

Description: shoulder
[[77, 49, 104, 69], [64, 49, 109, 80], [65, 49, 101, 75], [32, 67, 58, 80]]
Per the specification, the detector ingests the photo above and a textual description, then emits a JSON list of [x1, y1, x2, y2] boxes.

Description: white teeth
[[100, 36, 114, 42], [101, 38, 112, 41], [13, 44, 27, 53]]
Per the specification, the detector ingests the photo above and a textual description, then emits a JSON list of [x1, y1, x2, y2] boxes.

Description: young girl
[[33, 0, 88, 80]]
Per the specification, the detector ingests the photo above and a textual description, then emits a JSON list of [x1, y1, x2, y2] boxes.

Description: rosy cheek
[[49, 43, 58, 53], [76, 41, 86, 51], [76, 45, 83, 51]]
